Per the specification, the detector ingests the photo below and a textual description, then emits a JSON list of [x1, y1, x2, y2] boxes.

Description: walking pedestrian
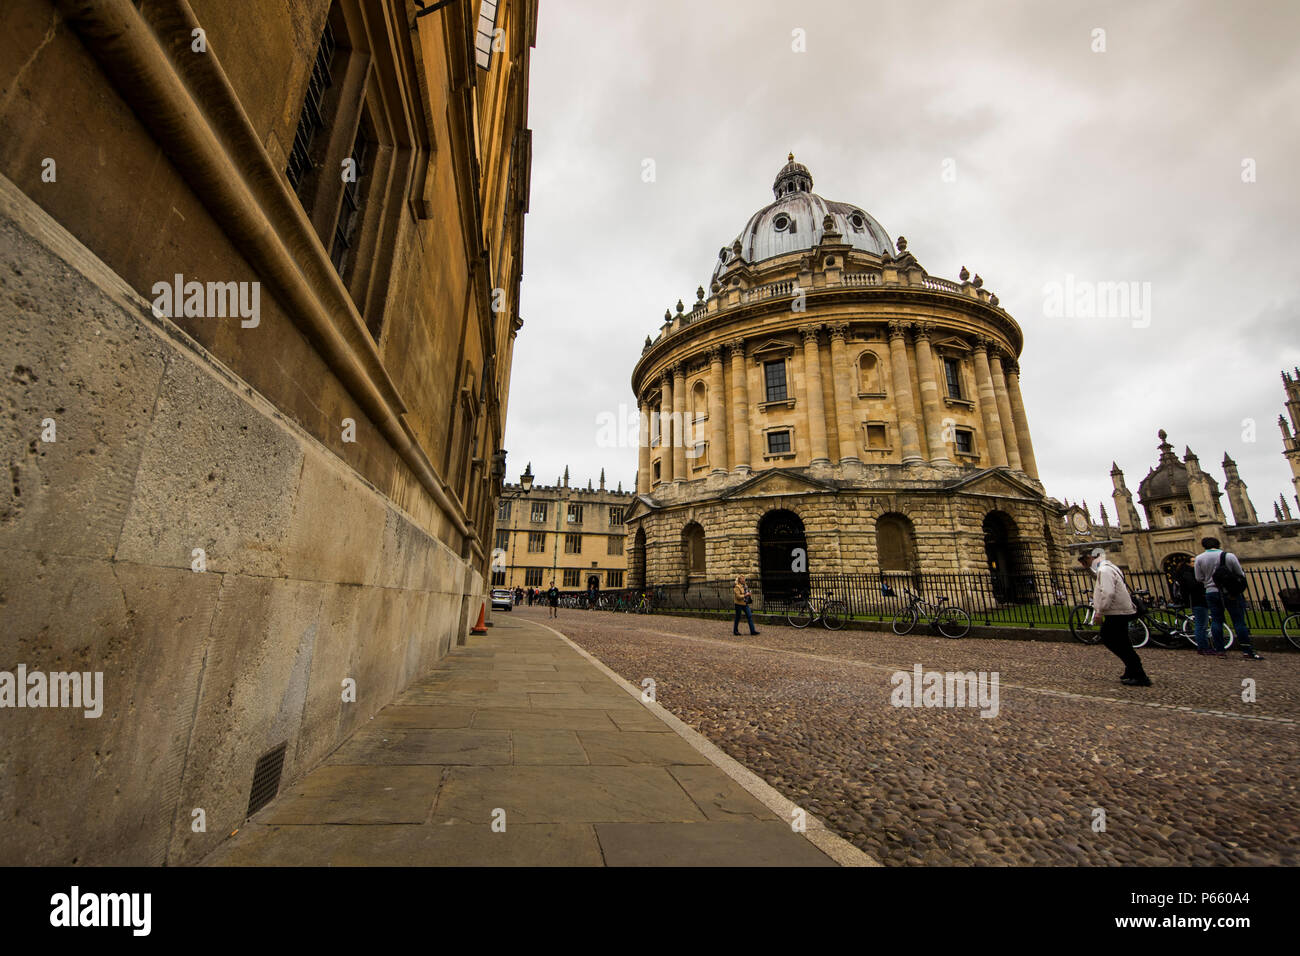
[[547, 580, 560, 619], [1078, 548, 1151, 686], [732, 574, 759, 636], [1195, 537, 1263, 660]]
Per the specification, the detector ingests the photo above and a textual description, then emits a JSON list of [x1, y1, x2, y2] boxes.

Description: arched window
[[876, 512, 917, 572], [691, 381, 707, 422], [682, 522, 706, 577], [858, 351, 882, 394]]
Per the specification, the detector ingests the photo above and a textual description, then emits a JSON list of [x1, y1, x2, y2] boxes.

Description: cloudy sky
[[506, 0, 1300, 523]]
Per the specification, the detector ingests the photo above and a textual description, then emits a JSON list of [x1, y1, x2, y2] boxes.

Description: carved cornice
[[1004, 358, 1021, 377], [727, 337, 747, 358], [708, 345, 725, 364], [828, 322, 850, 343], [912, 320, 933, 342], [887, 320, 909, 341], [799, 324, 822, 344]]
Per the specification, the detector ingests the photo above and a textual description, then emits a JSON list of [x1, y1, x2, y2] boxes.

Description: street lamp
[[519, 462, 534, 494]]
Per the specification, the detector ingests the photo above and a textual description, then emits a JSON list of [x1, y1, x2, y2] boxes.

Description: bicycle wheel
[[1285, 614, 1300, 650], [1069, 604, 1102, 644], [788, 601, 814, 628], [823, 601, 847, 630], [1145, 608, 1185, 648], [891, 606, 918, 635], [936, 607, 971, 639], [1128, 618, 1149, 649]]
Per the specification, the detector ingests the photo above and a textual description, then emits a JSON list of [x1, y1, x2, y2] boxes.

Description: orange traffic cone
[[471, 601, 488, 635]]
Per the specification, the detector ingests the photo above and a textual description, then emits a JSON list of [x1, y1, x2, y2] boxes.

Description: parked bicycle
[[1136, 593, 1235, 651], [1284, 613, 1300, 650], [1068, 600, 1149, 647], [788, 589, 848, 630], [891, 587, 970, 639]]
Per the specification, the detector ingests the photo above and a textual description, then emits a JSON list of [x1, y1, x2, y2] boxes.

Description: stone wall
[[0, 178, 475, 865]]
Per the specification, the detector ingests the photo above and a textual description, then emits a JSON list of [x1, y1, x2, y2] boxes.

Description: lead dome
[[712, 154, 894, 284]]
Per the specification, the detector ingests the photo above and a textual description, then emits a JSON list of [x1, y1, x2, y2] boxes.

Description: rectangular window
[[607, 570, 624, 588], [764, 360, 788, 402], [286, 19, 337, 194], [531, 501, 548, 523], [866, 424, 887, 449], [491, 570, 506, 586], [527, 532, 546, 553], [609, 507, 624, 526], [494, 530, 509, 552], [565, 533, 582, 554], [608, 536, 624, 556], [692, 442, 708, 468], [329, 111, 374, 281], [497, 499, 512, 521], [767, 430, 792, 455], [524, 567, 543, 587], [653, 461, 661, 481], [567, 503, 583, 524], [944, 358, 963, 399], [955, 429, 974, 454], [562, 568, 580, 587], [474, 0, 501, 70]]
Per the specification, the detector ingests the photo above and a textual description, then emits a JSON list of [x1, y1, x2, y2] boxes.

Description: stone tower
[[1281, 369, 1300, 511], [1110, 462, 1141, 531], [1222, 453, 1258, 525], [1182, 446, 1226, 523]]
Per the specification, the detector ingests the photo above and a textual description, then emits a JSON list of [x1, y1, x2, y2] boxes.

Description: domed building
[[624, 156, 1066, 598]]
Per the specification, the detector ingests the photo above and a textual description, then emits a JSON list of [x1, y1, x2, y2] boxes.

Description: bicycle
[[1284, 613, 1300, 650], [1068, 602, 1149, 648], [891, 587, 970, 639], [788, 589, 848, 630]]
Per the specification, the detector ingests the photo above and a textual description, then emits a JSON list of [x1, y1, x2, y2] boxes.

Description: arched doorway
[[681, 522, 706, 581], [630, 527, 647, 589], [758, 509, 808, 602], [984, 510, 1033, 602]]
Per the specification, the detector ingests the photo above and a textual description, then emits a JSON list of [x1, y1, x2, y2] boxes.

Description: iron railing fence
[[563, 567, 1300, 633]]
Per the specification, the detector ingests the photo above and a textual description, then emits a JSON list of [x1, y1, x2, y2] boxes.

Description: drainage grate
[[246, 742, 288, 817]]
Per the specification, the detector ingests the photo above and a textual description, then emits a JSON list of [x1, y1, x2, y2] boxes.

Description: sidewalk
[[203, 613, 839, 866]]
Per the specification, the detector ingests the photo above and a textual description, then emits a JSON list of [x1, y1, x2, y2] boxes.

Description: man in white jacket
[[1078, 547, 1151, 686]]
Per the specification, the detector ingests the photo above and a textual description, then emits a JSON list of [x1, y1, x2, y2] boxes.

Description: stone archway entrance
[[630, 527, 647, 589], [983, 510, 1033, 602], [758, 509, 809, 602]]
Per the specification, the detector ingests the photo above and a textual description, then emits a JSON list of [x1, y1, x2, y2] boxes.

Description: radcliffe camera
[[0, 0, 1291, 941]]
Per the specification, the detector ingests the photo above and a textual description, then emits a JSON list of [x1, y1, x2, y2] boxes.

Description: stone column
[[672, 363, 687, 481], [988, 348, 1023, 471], [728, 339, 751, 473], [800, 325, 830, 465], [1004, 359, 1039, 479], [637, 396, 651, 494], [658, 372, 673, 483], [972, 337, 1009, 467], [887, 321, 923, 463], [911, 322, 950, 464], [708, 346, 728, 474], [828, 323, 859, 464]]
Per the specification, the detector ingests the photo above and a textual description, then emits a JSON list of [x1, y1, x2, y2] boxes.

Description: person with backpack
[[1168, 553, 1211, 653], [1194, 537, 1263, 660], [732, 575, 759, 637], [1078, 547, 1151, 686]]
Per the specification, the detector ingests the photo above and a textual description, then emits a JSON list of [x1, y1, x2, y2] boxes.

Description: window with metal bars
[[330, 113, 374, 279], [475, 0, 500, 69], [767, 430, 792, 455], [286, 21, 336, 193]]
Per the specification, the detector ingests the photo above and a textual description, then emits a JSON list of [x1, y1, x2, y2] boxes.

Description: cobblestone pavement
[[522, 606, 1300, 866]]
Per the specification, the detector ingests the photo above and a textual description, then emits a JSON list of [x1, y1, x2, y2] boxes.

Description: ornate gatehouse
[[624, 156, 1065, 596]]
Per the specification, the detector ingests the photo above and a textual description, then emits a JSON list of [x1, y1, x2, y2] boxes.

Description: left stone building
[[0, 0, 535, 864]]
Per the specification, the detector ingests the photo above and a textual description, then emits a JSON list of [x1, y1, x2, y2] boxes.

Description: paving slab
[[576, 730, 711, 766], [325, 729, 511, 766], [368, 706, 476, 729], [256, 765, 444, 824], [595, 822, 838, 867], [512, 730, 589, 765]]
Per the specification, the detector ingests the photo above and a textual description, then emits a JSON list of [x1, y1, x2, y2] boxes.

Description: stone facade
[[493, 468, 635, 590], [625, 157, 1064, 592], [0, 0, 534, 864], [1061, 386, 1300, 578]]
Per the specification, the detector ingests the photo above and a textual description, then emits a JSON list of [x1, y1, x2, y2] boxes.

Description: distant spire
[[599, 468, 606, 491]]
